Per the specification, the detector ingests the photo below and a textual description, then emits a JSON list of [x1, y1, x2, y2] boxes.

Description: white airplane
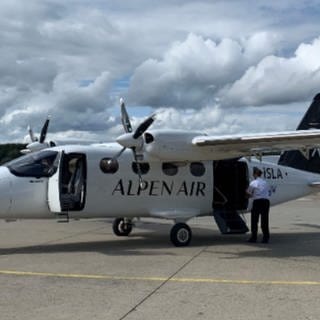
[[1, 94, 320, 246]]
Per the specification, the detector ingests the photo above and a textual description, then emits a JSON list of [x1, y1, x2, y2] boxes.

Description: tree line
[[0, 144, 26, 165]]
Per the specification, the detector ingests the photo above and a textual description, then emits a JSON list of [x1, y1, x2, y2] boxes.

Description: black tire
[[112, 218, 132, 236], [170, 223, 192, 247]]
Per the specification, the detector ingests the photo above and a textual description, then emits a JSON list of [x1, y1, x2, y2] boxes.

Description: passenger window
[[132, 162, 150, 175], [100, 158, 119, 174], [190, 162, 205, 177], [162, 163, 178, 176]]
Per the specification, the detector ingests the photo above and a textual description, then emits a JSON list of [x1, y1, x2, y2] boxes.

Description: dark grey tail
[[278, 93, 320, 173]]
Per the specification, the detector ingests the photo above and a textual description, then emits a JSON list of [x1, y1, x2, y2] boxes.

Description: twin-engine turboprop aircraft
[[1, 94, 320, 246]]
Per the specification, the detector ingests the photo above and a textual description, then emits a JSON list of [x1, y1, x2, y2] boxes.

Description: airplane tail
[[278, 93, 320, 173]]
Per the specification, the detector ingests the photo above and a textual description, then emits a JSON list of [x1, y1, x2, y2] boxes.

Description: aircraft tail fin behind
[[278, 93, 320, 173]]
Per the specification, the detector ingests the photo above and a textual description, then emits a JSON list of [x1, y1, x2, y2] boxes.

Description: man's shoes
[[247, 238, 257, 243], [261, 238, 269, 243]]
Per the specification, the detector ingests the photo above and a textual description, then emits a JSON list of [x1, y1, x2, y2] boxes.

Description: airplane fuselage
[[2, 94, 320, 246], [0, 144, 318, 221]]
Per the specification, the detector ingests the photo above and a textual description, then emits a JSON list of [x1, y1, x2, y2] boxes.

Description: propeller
[[21, 116, 51, 153], [111, 98, 155, 186], [39, 117, 50, 143], [27, 125, 37, 143], [120, 98, 132, 133]]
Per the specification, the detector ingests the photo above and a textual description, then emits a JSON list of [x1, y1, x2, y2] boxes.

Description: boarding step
[[56, 212, 69, 223], [213, 209, 248, 234]]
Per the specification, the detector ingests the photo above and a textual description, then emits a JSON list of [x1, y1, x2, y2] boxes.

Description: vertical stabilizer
[[278, 93, 320, 173]]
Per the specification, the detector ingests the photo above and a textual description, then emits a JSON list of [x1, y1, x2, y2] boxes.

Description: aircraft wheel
[[112, 218, 132, 236], [170, 223, 192, 247]]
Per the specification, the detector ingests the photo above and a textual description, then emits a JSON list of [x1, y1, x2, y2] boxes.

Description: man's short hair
[[253, 167, 262, 176]]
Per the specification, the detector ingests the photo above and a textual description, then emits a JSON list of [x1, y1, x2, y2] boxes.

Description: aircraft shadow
[[0, 226, 319, 258], [0, 234, 175, 257], [294, 223, 320, 230], [201, 231, 320, 259]]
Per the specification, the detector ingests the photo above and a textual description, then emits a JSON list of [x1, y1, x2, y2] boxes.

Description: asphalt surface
[[0, 197, 320, 320]]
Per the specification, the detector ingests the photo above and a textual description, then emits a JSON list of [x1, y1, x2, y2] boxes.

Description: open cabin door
[[212, 159, 250, 234], [213, 160, 249, 211], [48, 151, 64, 213], [48, 152, 87, 213]]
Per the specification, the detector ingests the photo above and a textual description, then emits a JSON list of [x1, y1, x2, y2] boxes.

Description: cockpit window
[[6, 150, 59, 178]]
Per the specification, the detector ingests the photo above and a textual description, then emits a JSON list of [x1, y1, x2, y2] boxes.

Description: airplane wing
[[192, 129, 320, 159]]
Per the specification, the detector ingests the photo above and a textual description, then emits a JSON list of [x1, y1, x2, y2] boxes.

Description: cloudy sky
[[1, 0, 320, 143]]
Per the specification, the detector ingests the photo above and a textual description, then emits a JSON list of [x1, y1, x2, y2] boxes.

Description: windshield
[[6, 150, 59, 178]]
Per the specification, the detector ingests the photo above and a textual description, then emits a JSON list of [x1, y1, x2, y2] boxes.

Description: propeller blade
[[132, 148, 144, 187], [28, 125, 37, 142], [120, 98, 133, 133], [133, 114, 156, 139], [39, 117, 50, 143], [109, 147, 126, 164]]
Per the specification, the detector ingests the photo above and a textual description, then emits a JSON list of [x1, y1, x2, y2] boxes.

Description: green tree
[[0, 144, 26, 165]]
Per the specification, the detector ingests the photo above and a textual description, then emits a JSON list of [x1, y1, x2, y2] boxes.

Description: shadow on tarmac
[[197, 230, 320, 259], [0, 225, 319, 258]]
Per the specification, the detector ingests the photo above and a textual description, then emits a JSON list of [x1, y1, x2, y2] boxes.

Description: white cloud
[[149, 101, 306, 138], [127, 32, 280, 108], [0, 1, 320, 142], [242, 32, 280, 62], [0, 71, 115, 142], [222, 37, 320, 107]]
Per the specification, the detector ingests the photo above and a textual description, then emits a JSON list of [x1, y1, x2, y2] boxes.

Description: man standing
[[247, 167, 270, 243]]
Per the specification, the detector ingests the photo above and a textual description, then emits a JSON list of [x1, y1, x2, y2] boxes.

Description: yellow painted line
[[172, 278, 320, 286], [0, 270, 166, 282], [0, 269, 319, 286]]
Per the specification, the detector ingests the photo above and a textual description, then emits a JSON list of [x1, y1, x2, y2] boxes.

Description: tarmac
[[0, 196, 320, 320]]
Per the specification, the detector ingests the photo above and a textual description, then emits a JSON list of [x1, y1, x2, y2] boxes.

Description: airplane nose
[[0, 166, 12, 216]]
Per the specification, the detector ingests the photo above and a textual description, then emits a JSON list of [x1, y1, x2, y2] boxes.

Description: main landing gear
[[170, 223, 192, 247], [112, 218, 192, 247], [112, 218, 133, 236]]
